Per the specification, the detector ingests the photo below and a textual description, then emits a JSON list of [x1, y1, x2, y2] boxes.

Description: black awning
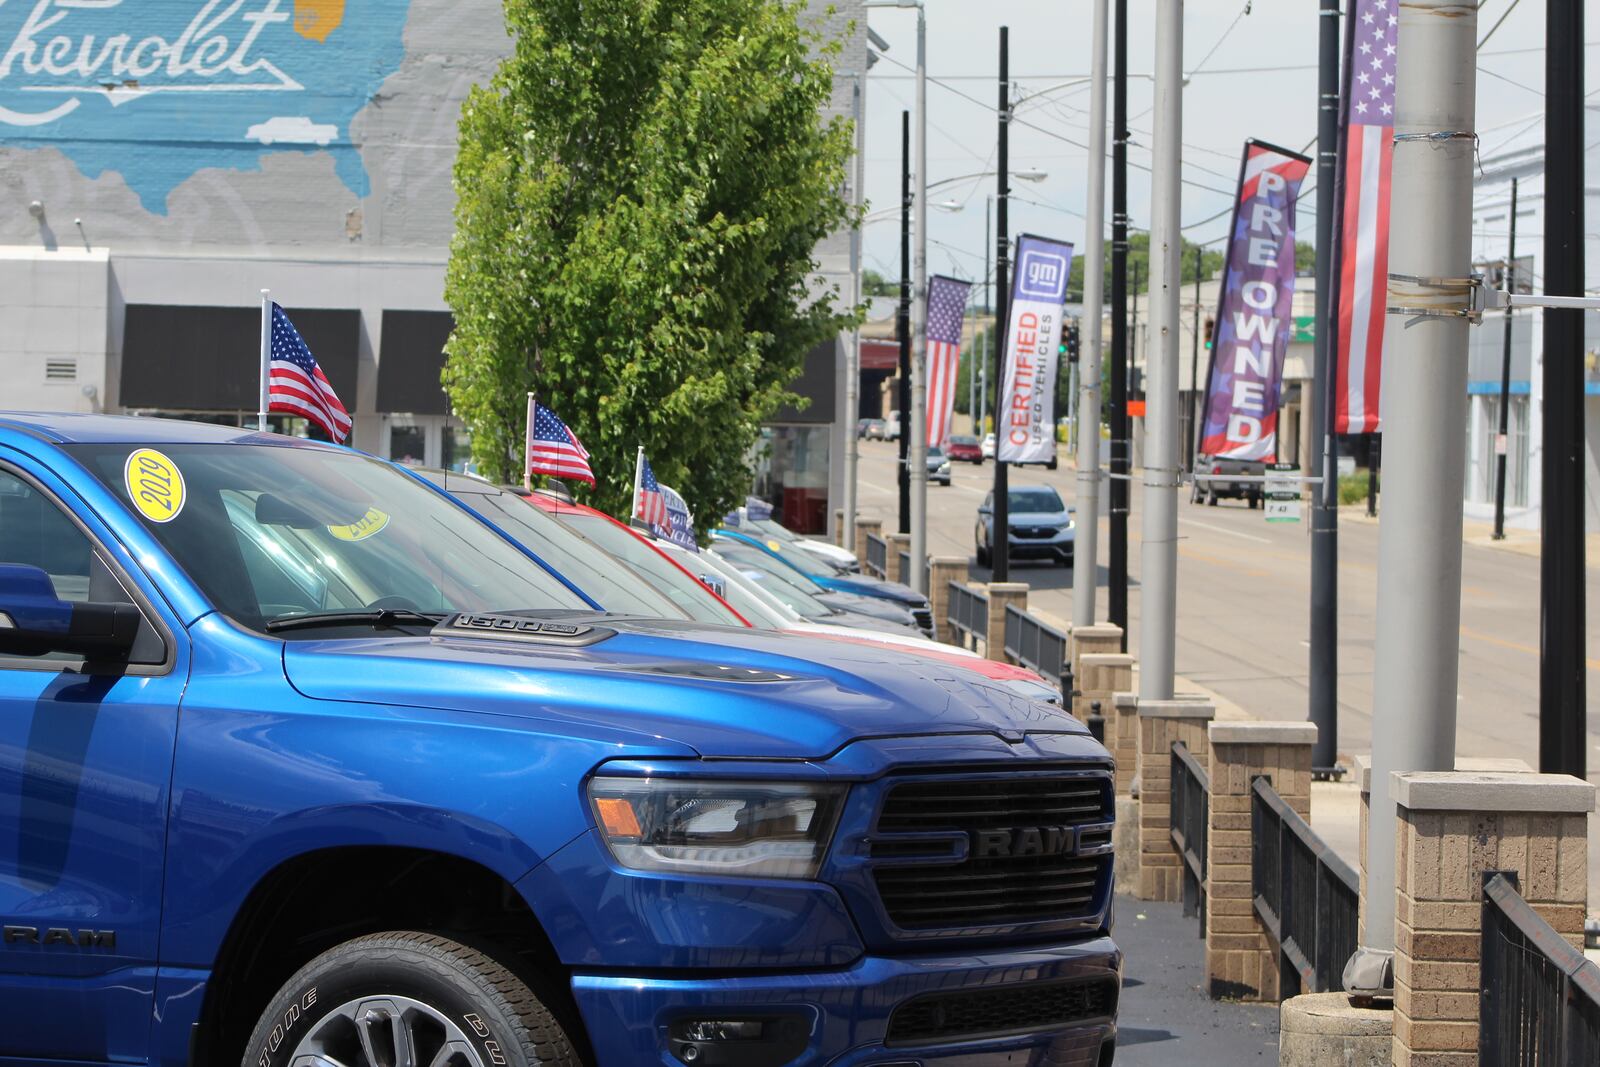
[[121, 304, 360, 411], [376, 310, 455, 416]]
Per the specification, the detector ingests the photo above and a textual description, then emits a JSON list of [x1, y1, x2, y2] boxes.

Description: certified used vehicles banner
[[998, 234, 1074, 465], [1199, 140, 1310, 462]]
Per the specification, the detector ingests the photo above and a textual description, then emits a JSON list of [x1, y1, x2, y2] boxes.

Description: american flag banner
[[925, 274, 973, 449], [525, 397, 596, 486], [632, 449, 669, 534], [1332, 0, 1397, 434], [266, 303, 352, 442]]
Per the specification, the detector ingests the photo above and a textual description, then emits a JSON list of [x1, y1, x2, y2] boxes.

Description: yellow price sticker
[[767, 539, 783, 553], [327, 507, 390, 542], [123, 448, 186, 523]]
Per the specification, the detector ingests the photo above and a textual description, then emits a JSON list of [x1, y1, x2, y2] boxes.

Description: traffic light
[[1203, 316, 1216, 350], [1062, 319, 1080, 363]]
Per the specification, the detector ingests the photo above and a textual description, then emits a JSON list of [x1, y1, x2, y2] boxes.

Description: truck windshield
[[69, 443, 591, 633]]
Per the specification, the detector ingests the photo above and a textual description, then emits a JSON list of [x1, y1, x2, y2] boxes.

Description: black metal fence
[[864, 533, 887, 579], [1480, 870, 1600, 1065], [1170, 740, 1209, 932], [895, 549, 927, 592], [1003, 603, 1071, 694], [1250, 777, 1358, 997], [946, 581, 988, 651]]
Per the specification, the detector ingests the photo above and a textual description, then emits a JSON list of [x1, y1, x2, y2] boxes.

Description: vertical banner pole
[[1107, 0, 1129, 646], [258, 290, 271, 432], [908, 6, 928, 596], [631, 446, 645, 523], [1492, 177, 1518, 540], [897, 111, 912, 536], [1072, 0, 1109, 629], [990, 27, 1011, 582]]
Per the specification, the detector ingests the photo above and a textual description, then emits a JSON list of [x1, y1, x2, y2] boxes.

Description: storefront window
[[388, 422, 427, 467], [443, 423, 474, 473], [764, 424, 831, 534]]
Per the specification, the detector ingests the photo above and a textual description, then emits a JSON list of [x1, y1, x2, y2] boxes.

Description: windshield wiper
[[265, 609, 448, 633]]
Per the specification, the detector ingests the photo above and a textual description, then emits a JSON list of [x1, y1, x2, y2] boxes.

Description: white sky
[[858, 0, 1590, 287]]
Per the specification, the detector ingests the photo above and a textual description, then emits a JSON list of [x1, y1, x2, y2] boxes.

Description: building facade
[[0, 0, 863, 525]]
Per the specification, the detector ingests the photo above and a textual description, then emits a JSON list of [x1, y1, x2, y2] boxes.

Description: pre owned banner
[[997, 234, 1074, 464], [659, 484, 698, 552], [1198, 140, 1310, 462]]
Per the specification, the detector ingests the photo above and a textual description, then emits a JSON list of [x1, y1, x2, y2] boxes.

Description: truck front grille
[[871, 774, 1112, 930], [886, 978, 1118, 1045]]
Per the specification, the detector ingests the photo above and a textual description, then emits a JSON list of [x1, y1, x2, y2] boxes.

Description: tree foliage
[[444, 0, 859, 526]]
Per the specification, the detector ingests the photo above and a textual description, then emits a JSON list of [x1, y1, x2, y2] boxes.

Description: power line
[[1188, 0, 1254, 78]]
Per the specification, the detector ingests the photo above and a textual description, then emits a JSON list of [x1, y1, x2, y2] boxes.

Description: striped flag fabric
[[267, 304, 352, 442], [925, 274, 972, 449], [525, 398, 595, 486], [633, 450, 669, 533], [1332, 0, 1397, 434]]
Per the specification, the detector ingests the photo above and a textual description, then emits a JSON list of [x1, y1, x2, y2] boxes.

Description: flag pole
[[258, 290, 271, 432], [524, 393, 536, 493], [631, 446, 645, 522]]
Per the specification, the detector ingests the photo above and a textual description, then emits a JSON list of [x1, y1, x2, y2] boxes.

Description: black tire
[[242, 931, 581, 1067], [976, 536, 991, 569], [1207, 486, 1219, 507], [1248, 493, 1260, 510]]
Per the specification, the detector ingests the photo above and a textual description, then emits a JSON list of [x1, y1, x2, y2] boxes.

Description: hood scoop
[[432, 612, 614, 647]]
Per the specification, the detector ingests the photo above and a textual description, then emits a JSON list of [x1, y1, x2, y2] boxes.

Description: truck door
[[0, 458, 187, 1064]]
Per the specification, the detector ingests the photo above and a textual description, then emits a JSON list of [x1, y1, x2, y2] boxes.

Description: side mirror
[[0, 564, 140, 660]]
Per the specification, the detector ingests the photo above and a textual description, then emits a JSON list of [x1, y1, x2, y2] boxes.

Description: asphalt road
[[853, 438, 1600, 774]]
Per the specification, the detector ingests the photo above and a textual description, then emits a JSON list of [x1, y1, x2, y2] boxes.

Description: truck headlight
[[587, 777, 846, 879]]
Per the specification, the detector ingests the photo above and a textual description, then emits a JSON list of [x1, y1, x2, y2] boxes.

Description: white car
[[247, 116, 338, 147], [981, 432, 997, 460]]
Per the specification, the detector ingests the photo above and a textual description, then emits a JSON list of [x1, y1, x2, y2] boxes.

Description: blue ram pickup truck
[[0, 413, 1120, 1067]]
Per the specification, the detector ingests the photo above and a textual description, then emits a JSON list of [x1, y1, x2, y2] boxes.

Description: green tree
[[861, 268, 898, 296], [444, 0, 859, 527]]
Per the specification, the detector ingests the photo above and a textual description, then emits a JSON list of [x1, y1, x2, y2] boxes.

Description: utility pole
[[1491, 178, 1518, 539], [1139, 0, 1182, 702], [979, 198, 991, 437], [1308, 0, 1340, 779], [1072, 0, 1109, 628], [991, 26, 1012, 581], [1107, 0, 1130, 648], [1492, 177, 1518, 540], [908, 4, 928, 594], [897, 110, 911, 534], [1347, 0, 1477, 996], [1366, 436, 1379, 517], [1541, 0, 1585, 778], [842, 74, 865, 556], [1188, 244, 1201, 470], [1130, 261, 1141, 377]]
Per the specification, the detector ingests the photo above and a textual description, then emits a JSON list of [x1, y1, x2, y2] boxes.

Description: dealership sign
[[997, 234, 1074, 465], [0, 0, 413, 211]]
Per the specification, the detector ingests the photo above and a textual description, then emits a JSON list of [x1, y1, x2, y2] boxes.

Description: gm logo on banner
[[1017, 249, 1068, 300]]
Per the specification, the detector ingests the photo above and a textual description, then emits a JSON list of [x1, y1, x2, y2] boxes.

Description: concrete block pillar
[[885, 532, 910, 584], [1073, 653, 1134, 724], [1069, 622, 1125, 680], [1391, 771, 1595, 1067], [1203, 721, 1316, 1003], [926, 557, 969, 644], [1110, 691, 1139, 793], [853, 517, 882, 567], [1135, 700, 1214, 902], [1353, 754, 1532, 943], [984, 582, 1027, 663]]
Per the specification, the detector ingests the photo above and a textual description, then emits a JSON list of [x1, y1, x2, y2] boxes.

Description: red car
[[946, 433, 983, 463]]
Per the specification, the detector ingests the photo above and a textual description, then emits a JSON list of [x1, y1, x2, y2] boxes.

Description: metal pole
[[1138, 0, 1182, 702], [1347, 0, 1477, 996], [1308, 0, 1341, 778], [1107, 0, 1129, 647], [991, 27, 1012, 581], [980, 198, 991, 437], [843, 74, 865, 555], [908, 6, 928, 594], [258, 289, 272, 432], [1540, 0, 1584, 777], [1366, 435, 1379, 517], [1188, 245, 1201, 470], [897, 110, 911, 534], [1491, 177, 1517, 540], [1072, 0, 1109, 628]]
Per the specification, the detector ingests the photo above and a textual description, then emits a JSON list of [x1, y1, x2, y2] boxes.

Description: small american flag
[[925, 275, 972, 449], [268, 304, 351, 442], [634, 451, 669, 533], [1332, 0, 1397, 434], [526, 399, 595, 486]]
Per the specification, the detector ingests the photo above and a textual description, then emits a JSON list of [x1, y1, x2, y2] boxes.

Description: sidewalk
[[1115, 896, 1280, 1064], [1339, 508, 1600, 563]]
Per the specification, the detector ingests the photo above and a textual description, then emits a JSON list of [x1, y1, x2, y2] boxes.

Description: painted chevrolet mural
[[0, 413, 1121, 1066], [0, 0, 409, 211]]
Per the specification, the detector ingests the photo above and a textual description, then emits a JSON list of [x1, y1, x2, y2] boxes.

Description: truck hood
[[282, 615, 1080, 759]]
